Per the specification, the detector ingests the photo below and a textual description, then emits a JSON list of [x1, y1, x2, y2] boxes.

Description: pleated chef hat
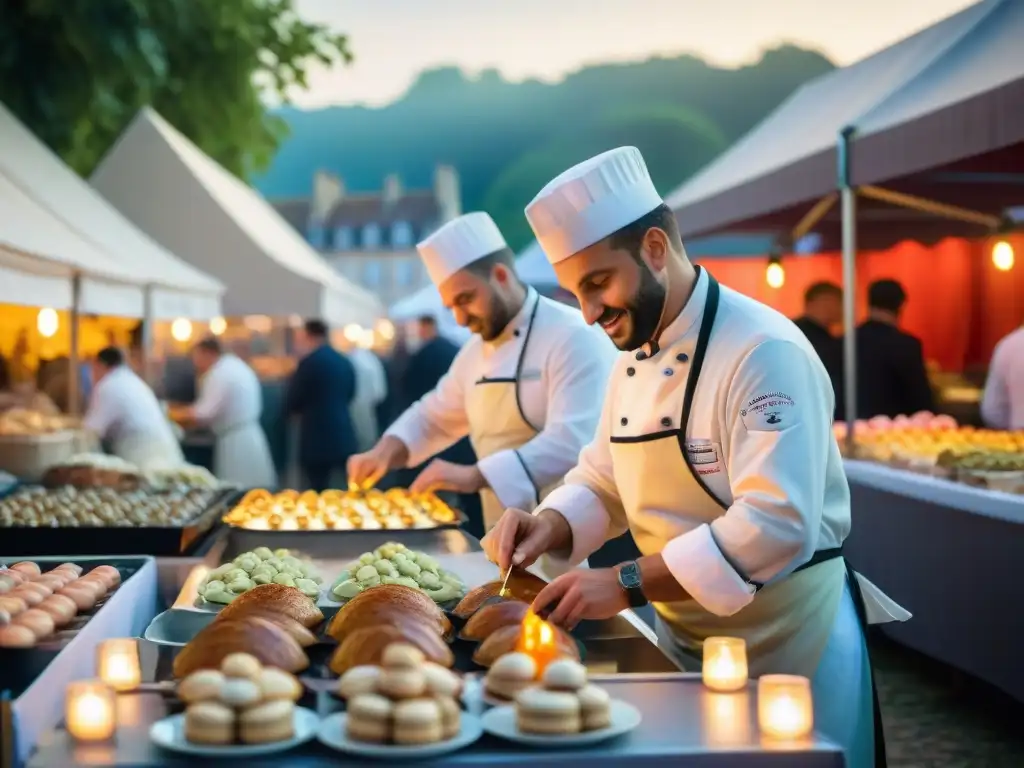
[[417, 212, 508, 287], [525, 146, 663, 265]]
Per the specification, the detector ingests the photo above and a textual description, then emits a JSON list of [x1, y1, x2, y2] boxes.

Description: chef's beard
[[598, 263, 666, 351], [468, 293, 516, 342]]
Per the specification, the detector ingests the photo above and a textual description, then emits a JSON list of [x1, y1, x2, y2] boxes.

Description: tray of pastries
[[222, 488, 463, 532]]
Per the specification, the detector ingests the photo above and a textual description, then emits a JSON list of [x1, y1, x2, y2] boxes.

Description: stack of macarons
[[177, 652, 303, 745], [339, 643, 463, 746], [491, 656, 611, 736], [0, 562, 120, 648]]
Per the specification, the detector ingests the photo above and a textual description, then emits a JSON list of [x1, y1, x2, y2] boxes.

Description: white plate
[[482, 700, 641, 747], [150, 706, 319, 757], [317, 712, 483, 758]]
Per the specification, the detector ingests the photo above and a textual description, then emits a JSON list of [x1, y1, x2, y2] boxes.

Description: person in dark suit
[[856, 279, 934, 419], [793, 281, 844, 419], [287, 319, 358, 491]]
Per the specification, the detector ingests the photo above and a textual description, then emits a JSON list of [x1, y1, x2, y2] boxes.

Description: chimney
[[311, 170, 344, 222], [433, 165, 461, 222], [382, 173, 402, 206]]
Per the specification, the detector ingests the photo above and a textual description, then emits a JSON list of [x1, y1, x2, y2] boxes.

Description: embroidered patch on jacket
[[740, 391, 796, 431], [685, 441, 722, 474]]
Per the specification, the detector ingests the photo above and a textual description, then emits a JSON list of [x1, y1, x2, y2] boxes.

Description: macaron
[[219, 678, 262, 708], [392, 698, 443, 745], [184, 702, 234, 745], [434, 694, 461, 740], [177, 670, 226, 704], [515, 687, 581, 735], [337, 665, 381, 700], [484, 652, 537, 701], [239, 700, 295, 744], [220, 653, 262, 681], [381, 642, 425, 669], [542, 658, 588, 692], [257, 668, 302, 702], [378, 667, 427, 700], [422, 663, 462, 698], [577, 684, 612, 730], [346, 693, 393, 743]]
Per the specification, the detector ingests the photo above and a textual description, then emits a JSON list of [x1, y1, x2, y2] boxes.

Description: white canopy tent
[[0, 102, 223, 319], [91, 108, 382, 329]]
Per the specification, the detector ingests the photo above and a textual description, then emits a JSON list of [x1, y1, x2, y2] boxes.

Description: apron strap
[[512, 293, 543, 433]]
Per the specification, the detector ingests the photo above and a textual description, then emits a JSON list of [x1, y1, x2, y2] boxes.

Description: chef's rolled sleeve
[[663, 339, 831, 616], [477, 448, 536, 511]]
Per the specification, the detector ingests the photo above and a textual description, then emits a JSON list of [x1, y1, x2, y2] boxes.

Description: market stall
[[3, 521, 846, 767]]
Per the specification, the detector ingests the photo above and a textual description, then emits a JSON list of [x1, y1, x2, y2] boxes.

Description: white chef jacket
[[541, 270, 852, 617], [386, 288, 617, 510], [84, 366, 180, 453], [193, 354, 263, 432], [981, 326, 1024, 430]]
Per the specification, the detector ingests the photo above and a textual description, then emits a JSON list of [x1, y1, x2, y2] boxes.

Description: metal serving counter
[[844, 459, 1024, 702]]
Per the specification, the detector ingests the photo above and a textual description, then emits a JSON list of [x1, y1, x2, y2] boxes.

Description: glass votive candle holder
[[65, 680, 117, 743], [757, 674, 814, 741], [702, 636, 748, 692], [97, 639, 141, 692]]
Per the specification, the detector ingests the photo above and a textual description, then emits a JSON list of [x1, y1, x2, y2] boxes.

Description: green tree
[[0, 0, 350, 178]]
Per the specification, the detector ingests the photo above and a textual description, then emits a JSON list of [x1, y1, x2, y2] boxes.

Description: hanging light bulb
[[208, 317, 227, 336], [37, 308, 59, 338], [766, 257, 785, 289], [992, 240, 1015, 272], [170, 318, 193, 343]]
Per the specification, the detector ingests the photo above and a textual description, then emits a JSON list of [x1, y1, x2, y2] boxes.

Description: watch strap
[[617, 561, 648, 608]]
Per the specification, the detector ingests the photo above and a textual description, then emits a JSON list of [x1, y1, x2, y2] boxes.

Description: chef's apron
[[465, 299, 583, 579], [612, 272, 887, 768], [213, 420, 278, 489], [111, 429, 184, 472]]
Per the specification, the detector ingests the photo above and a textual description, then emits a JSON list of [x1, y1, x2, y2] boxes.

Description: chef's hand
[[481, 507, 569, 573], [531, 568, 627, 629], [409, 460, 485, 495], [347, 436, 409, 489]]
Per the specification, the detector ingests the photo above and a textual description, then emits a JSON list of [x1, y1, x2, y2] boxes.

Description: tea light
[[702, 636, 748, 692], [703, 691, 753, 747], [97, 639, 141, 692], [517, 609, 559, 677], [65, 680, 117, 742], [757, 674, 814, 740]]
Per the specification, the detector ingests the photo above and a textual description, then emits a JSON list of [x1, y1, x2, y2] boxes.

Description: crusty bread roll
[[329, 622, 454, 676], [471, 623, 579, 668], [226, 610, 318, 648], [326, 585, 451, 643], [460, 599, 530, 641], [173, 616, 309, 678], [452, 568, 547, 619], [216, 584, 324, 629]]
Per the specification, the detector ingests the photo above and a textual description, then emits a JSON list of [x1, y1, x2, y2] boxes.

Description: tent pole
[[838, 127, 858, 457], [68, 273, 82, 417], [142, 285, 155, 386]]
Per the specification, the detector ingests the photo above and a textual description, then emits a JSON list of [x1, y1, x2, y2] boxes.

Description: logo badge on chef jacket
[[741, 391, 796, 432]]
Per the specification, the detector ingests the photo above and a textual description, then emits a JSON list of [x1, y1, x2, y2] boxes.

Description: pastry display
[[452, 568, 547, 618], [329, 542, 466, 604], [0, 561, 117, 647], [0, 484, 219, 528], [42, 454, 144, 491], [214, 583, 324, 629], [329, 623, 455, 676], [172, 617, 310, 678], [461, 600, 530, 641], [473, 623, 579, 668], [222, 488, 458, 531], [197, 549, 322, 605], [515, 659, 612, 735], [326, 584, 452, 643], [344, 642, 463, 746], [177, 654, 302, 745]]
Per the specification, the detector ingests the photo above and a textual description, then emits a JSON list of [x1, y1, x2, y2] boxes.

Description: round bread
[[0, 596, 27, 616], [515, 687, 581, 735], [53, 563, 84, 577], [0, 624, 36, 648], [0, 576, 16, 595], [89, 565, 122, 588], [381, 642, 425, 669], [434, 695, 461, 740], [239, 700, 295, 744], [33, 574, 71, 591], [55, 585, 96, 611], [460, 600, 530, 641], [37, 595, 77, 626], [10, 562, 41, 577], [346, 693, 392, 743], [577, 684, 612, 730], [68, 578, 106, 599], [12, 608, 55, 639], [326, 584, 450, 643], [422, 663, 462, 698], [542, 658, 587, 691], [220, 653, 263, 681], [9, 587, 43, 607], [337, 665, 381, 700], [392, 699, 443, 745], [184, 702, 235, 745], [257, 668, 302, 701], [378, 667, 427, 700], [216, 584, 324, 630], [220, 678, 262, 708], [178, 670, 226, 703]]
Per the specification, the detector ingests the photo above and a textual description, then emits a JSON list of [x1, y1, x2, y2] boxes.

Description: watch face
[[619, 563, 642, 590]]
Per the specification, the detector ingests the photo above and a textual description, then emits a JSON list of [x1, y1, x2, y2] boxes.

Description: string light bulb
[[37, 308, 59, 338], [992, 240, 1014, 272], [170, 318, 193, 343], [208, 317, 227, 336], [766, 256, 785, 289]]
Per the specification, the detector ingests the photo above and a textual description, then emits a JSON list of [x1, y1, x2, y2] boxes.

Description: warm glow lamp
[[208, 316, 227, 336], [343, 323, 362, 342], [170, 318, 193, 342], [65, 680, 117, 742], [37, 308, 59, 338], [96, 639, 141, 692], [702, 637, 748, 692], [757, 674, 814, 741], [766, 257, 785, 289], [992, 240, 1014, 272]]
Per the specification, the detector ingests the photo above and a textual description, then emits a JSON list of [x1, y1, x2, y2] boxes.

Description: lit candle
[[757, 674, 814, 741], [65, 680, 117, 742], [702, 637, 748, 692], [97, 639, 141, 692], [517, 610, 559, 677]]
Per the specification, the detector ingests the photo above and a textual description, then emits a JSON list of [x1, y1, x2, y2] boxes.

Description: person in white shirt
[[348, 344, 388, 452], [183, 338, 277, 488], [83, 346, 183, 470], [980, 325, 1024, 430], [484, 147, 910, 768], [348, 212, 617, 535]]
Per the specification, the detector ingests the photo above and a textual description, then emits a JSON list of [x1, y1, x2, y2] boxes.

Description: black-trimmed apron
[[608, 272, 887, 767]]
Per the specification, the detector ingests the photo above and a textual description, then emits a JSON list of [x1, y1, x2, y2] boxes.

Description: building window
[[307, 222, 326, 249], [362, 223, 382, 249], [391, 221, 413, 248], [334, 226, 354, 250], [395, 259, 416, 287], [362, 260, 382, 288]]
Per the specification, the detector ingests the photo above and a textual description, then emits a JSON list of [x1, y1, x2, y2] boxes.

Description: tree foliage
[[0, 0, 351, 177]]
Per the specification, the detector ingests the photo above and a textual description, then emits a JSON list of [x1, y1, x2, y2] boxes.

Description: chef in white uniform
[[183, 338, 277, 488], [484, 148, 910, 768], [348, 212, 616, 534], [83, 346, 184, 470]]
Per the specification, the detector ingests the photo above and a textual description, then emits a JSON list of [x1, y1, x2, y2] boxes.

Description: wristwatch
[[617, 562, 648, 608]]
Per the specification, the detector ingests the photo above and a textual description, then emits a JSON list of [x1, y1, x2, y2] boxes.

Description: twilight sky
[[291, 0, 978, 107]]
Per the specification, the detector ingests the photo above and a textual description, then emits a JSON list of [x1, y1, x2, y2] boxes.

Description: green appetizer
[[329, 541, 466, 604], [197, 547, 321, 604]]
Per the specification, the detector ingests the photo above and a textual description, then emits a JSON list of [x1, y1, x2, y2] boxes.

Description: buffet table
[[843, 459, 1024, 701], [7, 527, 844, 767]]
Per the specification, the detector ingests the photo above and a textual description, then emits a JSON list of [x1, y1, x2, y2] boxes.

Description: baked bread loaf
[[173, 616, 309, 678], [223, 610, 318, 648], [329, 623, 454, 676], [460, 600, 530, 641], [472, 623, 579, 668], [216, 584, 324, 630], [326, 584, 451, 643], [452, 568, 547, 618]]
